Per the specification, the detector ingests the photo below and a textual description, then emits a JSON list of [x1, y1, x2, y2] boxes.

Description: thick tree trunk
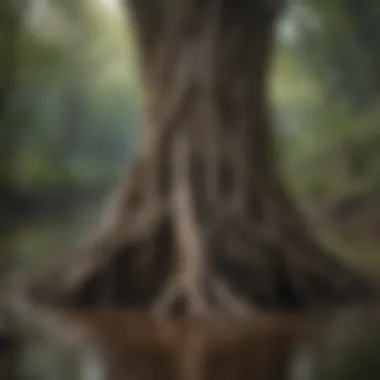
[[25, 0, 378, 317]]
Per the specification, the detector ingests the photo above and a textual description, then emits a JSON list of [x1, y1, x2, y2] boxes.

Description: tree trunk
[[25, 0, 378, 318]]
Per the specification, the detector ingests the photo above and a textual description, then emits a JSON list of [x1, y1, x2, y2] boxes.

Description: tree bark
[[25, 0, 378, 318]]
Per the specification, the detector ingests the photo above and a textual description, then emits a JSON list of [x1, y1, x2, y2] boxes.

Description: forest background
[[0, 0, 379, 378]]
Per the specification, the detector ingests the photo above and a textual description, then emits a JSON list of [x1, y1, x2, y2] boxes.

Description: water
[[1, 197, 105, 380]]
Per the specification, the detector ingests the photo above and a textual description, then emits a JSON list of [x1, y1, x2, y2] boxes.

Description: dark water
[[1, 198, 105, 380]]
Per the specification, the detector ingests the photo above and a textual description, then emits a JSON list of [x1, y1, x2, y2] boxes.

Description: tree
[[25, 0, 378, 317]]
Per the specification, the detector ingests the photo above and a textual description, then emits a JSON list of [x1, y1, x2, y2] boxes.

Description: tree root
[[152, 273, 254, 319], [211, 275, 254, 317], [152, 276, 209, 318]]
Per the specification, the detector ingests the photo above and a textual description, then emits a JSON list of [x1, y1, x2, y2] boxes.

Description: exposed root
[[152, 277, 210, 318], [170, 129, 210, 315], [152, 274, 254, 319], [211, 275, 254, 318], [152, 278, 183, 316], [59, 214, 162, 293]]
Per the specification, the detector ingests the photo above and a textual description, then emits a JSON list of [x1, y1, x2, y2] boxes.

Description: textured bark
[[25, 0, 378, 318]]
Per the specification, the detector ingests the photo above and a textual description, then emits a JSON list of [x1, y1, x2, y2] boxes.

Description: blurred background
[[0, 0, 379, 378]]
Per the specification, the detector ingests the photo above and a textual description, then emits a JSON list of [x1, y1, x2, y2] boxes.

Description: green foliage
[[283, 0, 380, 105], [280, 99, 380, 200], [274, 1, 380, 205], [0, 0, 141, 194]]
